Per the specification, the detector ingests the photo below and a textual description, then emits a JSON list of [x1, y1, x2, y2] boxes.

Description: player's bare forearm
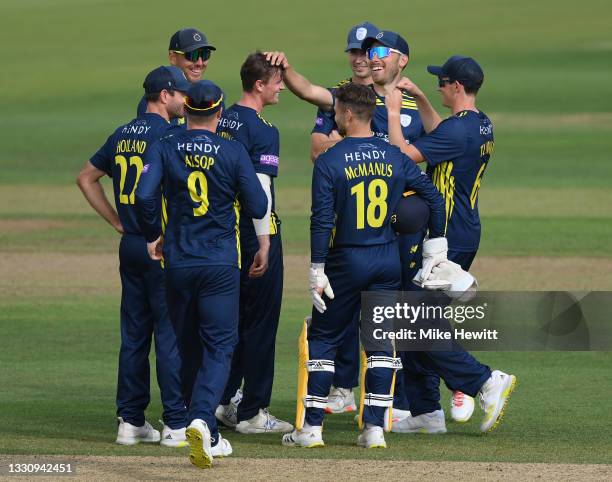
[[76, 162, 123, 234], [414, 94, 442, 133], [249, 234, 270, 278], [284, 67, 334, 110], [264, 52, 333, 110], [310, 132, 342, 162]]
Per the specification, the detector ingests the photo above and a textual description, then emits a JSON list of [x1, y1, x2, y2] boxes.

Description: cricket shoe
[[159, 422, 188, 447], [235, 408, 293, 434], [215, 403, 238, 428], [281, 425, 324, 448], [357, 425, 387, 449], [478, 370, 517, 433], [391, 410, 447, 434], [450, 391, 475, 422], [185, 419, 213, 469], [211, 434, 233, 457], [391, 408, 411, 423], [116, 417, 160, 445], [325, 387, 357, 413]]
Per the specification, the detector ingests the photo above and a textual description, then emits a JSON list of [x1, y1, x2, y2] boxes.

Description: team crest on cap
[[194, 33, 202, 41], [400, 114, 412, 127], [376, 32, 384, 39], [356, 27, 367, 41]]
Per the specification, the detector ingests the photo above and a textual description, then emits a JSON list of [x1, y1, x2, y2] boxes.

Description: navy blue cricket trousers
[[165, 264, 240, 442], [116, 234, 187, 429], [399, 248, 490, 416], [220, 232, 283, 421], [306, 242, 401, 428]]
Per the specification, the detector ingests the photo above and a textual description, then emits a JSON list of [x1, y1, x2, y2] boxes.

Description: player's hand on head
[[385, 88, 403, 114], [309, 263, 334, 313], [248, 248, 269, 278], [147, 236, 163, 261], [264, 51, 289, 69]]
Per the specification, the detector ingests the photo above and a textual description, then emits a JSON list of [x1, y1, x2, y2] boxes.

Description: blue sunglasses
[[367, 46, 403, 60]]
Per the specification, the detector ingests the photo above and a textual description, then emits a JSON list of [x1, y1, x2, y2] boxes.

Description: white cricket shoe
[[185, 419, 213, 469], [391, 408, 411, 423], [211, 434, 233, 457], [391, 409, 447, 434], [281, 425, 324, 448], [478, 370, 517, 433], [215, 403, 238, 428], [235, 408, 293, 434], [116, 417, 160, 445], [357, 425, 387, 449], [450, 391, 475, 422], [325, 387, 357, 413], [159, 423, 188, 447]]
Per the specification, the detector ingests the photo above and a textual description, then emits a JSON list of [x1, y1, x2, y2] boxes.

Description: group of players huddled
[[77, 23, 516, 469]]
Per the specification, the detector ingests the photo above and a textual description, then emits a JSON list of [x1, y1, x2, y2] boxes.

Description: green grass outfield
[[1, 0, 611, 465]]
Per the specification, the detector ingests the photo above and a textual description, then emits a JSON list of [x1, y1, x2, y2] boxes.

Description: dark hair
[[335, 83, 376, 121], [145, 89, 176, 102], [240, 52, 281, 92], [461, 81, 481, 95]]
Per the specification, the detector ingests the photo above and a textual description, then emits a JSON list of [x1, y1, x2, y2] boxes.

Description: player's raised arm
[[395, 77, 442, 133], [76, 160, 123, 234], [265, 51, 334, 111]]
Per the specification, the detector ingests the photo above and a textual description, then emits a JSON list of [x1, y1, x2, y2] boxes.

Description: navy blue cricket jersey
[[311, 136, 445, 263], [318, 84, 425, 144], [413, 110, 494, 252], [217, 104, 281, 239], [90, 112, 172, 235], [135, 128, 267, 269], [371, 89, 425, 144]]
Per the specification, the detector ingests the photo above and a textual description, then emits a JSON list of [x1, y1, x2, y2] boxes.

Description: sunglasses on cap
[[367, 46, 403, 60], [172, 48, 212, 62], [438, 78, 456, 87]]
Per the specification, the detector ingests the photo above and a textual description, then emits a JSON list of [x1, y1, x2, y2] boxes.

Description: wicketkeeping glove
[[413, 237, 448, 287], [309, 263, 334, 313], [422, 260, 478, 302]]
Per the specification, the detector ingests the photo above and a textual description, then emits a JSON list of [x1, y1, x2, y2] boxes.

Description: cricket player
[[308, 21, 381, 416], [266, 28, 426, 419], [282, 83, 446, 449], [385, 56, 516, 433], [76, 66, 190, 446], [135, 80, 268, 468], [214, 52, 293, 434], [137, 27, 215, 118]]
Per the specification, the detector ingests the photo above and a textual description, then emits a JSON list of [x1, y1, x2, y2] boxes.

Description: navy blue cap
[[345, 21, 379, 52], [143, 65, 190, 94], [361, 30, 409, 56], [169, 28, 216, 53], [185, 80, 224, 116], [427, 55, 484, 90]]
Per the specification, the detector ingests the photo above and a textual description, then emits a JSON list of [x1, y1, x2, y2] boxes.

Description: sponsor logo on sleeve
[[315, 117, 324, 126], [260, 154, 279, 166]]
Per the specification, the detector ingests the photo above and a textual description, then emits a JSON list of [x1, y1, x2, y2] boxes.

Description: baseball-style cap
[[168, 28, 216, 52], [427, 55, 484, 90], [185, 80, 225, 115], [143, 65, 191, 94], [345, 21, 379, 51], [361, 30, 409, 56]]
